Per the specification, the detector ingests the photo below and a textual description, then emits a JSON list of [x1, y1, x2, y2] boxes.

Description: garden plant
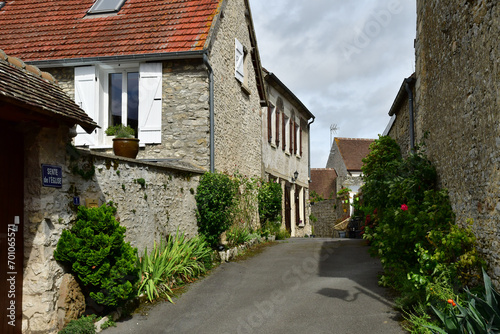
[[358, 136, 485, 332], [54, 203, 138, 311]]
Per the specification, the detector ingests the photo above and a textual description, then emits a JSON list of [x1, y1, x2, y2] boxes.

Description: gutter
[[307, 117, 315, 182], [25, 50, 206, 68], [203, 53, 215, 173]]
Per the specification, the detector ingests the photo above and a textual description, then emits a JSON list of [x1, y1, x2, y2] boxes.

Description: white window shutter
[[138, 63, 162, 144], [74, 66, 97, 146], [235, 38, 244, 82]]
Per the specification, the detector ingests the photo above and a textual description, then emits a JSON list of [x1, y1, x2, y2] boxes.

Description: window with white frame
[[74, 63, 162, 147]]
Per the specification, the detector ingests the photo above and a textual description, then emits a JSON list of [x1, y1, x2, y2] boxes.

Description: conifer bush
[[195, 172, 238, 248], [54, 203, 138, 309]]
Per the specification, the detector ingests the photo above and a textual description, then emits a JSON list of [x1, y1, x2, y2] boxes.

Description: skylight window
[[88, 0, 127, 14]]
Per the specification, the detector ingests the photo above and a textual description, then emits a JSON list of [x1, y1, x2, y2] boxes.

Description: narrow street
[[105, 238, 404, 334]]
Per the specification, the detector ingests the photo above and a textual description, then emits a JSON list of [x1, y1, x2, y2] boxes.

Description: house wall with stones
[[208, 0, 263, 178], [46, 60, 211, 170], [386, 80, 415, 158], [22, 124, 202, 333], [310, 198, 347, 238], [414, 1, 500, 281], [262, 79, 312, 236]]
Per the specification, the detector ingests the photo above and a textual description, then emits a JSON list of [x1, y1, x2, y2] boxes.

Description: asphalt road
[[105, 238, 404, 334]]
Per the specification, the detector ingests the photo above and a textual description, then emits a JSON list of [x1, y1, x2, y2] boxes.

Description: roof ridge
[[335, 137, 376, 141], [0, 49, 57, 84]]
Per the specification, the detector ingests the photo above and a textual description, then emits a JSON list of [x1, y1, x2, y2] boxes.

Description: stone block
[[56, 273, 86, 331]]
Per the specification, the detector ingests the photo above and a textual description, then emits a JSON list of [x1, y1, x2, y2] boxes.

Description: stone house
[[383, 72, 416, 157], [0, 48, 205, 334], [262, 70, 315, 237], [0, 51, 96, 333], [385, 1, 500, 283], [326, 137, 374, 216], [0, 0, 278, 332], [0, 0, 267, 179]]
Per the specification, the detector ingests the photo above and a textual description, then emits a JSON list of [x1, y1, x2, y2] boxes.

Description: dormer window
[[88, 0, 127, 14]]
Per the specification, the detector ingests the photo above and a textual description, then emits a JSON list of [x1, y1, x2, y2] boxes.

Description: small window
[[88, 0, 127, 14]]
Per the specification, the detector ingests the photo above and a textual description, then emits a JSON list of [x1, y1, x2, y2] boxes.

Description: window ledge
[[240, 84, 251, 96]]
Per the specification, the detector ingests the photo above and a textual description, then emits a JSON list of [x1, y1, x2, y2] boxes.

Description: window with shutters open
[[73, 62, 162, 147], [268, 103, 276, 145]]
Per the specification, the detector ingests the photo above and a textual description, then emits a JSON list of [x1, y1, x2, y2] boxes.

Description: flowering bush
[[359, 136, 484, 310]]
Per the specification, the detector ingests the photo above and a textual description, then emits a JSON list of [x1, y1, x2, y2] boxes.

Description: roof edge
[[388, 72, 416, 116], [265, 71, 314, 119], [25, 50, 207, 68]]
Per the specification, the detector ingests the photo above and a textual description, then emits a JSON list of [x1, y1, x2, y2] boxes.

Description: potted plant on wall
[[105, 124, 140, 159]]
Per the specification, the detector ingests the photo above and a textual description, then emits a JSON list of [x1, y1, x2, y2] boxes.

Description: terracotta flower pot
[[112, 138, 140, 159]]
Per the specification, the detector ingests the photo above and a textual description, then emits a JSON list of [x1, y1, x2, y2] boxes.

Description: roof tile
[[0, 0, 222, 61], [0, 49, 97, 132], [335, 138, 375, 171]]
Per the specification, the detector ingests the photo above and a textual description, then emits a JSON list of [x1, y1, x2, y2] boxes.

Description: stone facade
[[47, 60, 211, 170], [22, 124, 202, 333], [261, 72, 314, 237], [389, 1, 500, 282], [310, 198, 346, 238], [384, 76, 415, 158], [209, 0, 264, 178]]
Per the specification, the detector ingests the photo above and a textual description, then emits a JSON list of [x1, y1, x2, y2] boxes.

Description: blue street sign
[[42, 164, 62, 188]]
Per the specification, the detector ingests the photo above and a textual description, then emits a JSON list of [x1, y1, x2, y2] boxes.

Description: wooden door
[[0, 121, 24, 334], [284, 183, 291, 232]]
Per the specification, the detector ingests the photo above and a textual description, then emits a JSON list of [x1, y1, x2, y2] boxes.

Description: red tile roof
[[310, 168, 337, 200], [0, 0, 222, 61], [0, 49, 97, 132], [335, 137, 375, 171]]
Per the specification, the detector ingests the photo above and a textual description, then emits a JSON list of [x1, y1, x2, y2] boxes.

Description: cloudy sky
[[248, 0, 417, 168]]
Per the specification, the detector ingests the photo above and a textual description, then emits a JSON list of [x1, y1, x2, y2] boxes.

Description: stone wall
[[414, 1, 500, 281], [22, 124, 203, 333], [209, 0, 263, 178], [47, 60, 211, 170], [311, 199, 345, 238], [386, 80, 415, 158]]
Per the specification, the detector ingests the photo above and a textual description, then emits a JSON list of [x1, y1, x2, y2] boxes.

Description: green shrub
[[105, 124, 135, 138], [58, 315, 96, 334], [196, 172, 238, 248], [226, 225, 252, 247], [359, 136, 484, 311], [258, 180, 282, 226], [275, 228, 290, 240], [54, 203, 138, 309], [137, 229, 212, 303]]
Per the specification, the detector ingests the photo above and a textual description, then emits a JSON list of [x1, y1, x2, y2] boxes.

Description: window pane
[[109, 73, 122, 127], [89, 0, 127, 14], [127, 72, 139, 136]]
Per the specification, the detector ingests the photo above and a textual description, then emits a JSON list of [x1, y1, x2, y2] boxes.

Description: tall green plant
[[196, 172, 238, 248], [54, 203, 138, 309], [258, 179, 282, 226], [137, 229, 212, 302]]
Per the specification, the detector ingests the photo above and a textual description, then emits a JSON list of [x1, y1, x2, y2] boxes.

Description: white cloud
[[250, 0, 416, 168]]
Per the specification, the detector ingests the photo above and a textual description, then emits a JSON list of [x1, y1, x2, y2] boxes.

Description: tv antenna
[[330, 123, 339, 147]]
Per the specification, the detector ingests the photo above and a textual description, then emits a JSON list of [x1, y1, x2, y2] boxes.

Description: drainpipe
[[203, 53, 215, 173], [404, 77, 415, 153], [307, 117, 315, 182]]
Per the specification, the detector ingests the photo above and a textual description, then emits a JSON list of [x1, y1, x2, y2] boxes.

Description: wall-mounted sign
[[42, 164, 62, 188]]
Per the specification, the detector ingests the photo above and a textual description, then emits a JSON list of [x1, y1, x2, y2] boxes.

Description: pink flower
[[401, 204, 408, 211]]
